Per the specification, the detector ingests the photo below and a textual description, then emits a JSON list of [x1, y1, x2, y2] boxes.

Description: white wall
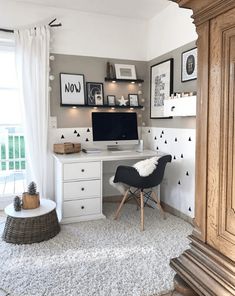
[[0, 1, 197, 61], [0, 1, 148, 60], [147, 2, 197, 60], [142, 127, 195, 218]]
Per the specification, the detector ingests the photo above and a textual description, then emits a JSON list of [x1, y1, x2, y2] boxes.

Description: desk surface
[[54, 149, 162, 163]]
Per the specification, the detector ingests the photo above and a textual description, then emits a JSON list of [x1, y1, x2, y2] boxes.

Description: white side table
[[2, 199, 60, 244]]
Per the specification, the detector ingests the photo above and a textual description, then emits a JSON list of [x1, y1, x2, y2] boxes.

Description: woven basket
[[2, 209, 60, 244]]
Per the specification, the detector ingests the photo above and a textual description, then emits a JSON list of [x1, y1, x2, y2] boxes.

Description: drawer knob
[[81, 187, 85, 191], [81, 169, 85, 172], [171, 106, 175, 111], [81, 206, 85, 209]]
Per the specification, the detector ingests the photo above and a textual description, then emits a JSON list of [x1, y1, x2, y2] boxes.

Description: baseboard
[[103, 196, 194, 225], [161, 201, 194, 225], [103, 195, 122, 203]]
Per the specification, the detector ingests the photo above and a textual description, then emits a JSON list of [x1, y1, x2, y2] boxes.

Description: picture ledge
[[104, 78, 144, 83], [60, 104, 144, 109]]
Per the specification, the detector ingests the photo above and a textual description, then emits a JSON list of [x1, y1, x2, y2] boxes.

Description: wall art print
[[60, 73, 85, 106], [150, 59, 173, 118], [181, 47, 197, 82], [86, 82, 104, 106]]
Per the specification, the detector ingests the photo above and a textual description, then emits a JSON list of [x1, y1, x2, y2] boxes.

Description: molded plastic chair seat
[[114, 154, 172, 231]]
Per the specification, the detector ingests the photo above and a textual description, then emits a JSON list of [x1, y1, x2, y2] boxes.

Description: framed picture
[[95, 94, 103, 105], [114, 64, 136, 80], [60, 73, 85, 106], [150, 58, 173, 118], [181, 47, 197, 82], [128, 94, 139, 107], [107, 95, 116, 106], [86, 82, 104, 106]]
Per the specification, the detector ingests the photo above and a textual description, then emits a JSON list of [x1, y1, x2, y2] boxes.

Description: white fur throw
[[133, 156, 159, 177]]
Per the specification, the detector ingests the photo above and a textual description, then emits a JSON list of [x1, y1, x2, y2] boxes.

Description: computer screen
[[92, 112, 138, 142]]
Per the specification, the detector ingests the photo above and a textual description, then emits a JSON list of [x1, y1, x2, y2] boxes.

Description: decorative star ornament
[[118, 96, 128, 106]]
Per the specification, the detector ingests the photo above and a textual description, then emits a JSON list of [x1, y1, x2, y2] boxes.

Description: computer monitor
[[92, 112, 139, 145]]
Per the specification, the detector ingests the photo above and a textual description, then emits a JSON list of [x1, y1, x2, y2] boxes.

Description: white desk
[[54, 149, 162, 224]]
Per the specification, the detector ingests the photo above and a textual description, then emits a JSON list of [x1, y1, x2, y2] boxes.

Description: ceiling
[[12, 0, 171, 20]]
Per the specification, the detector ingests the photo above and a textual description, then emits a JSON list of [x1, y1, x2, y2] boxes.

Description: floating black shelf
[[104, 77, 144, 83], [61, 104, 143, 109]]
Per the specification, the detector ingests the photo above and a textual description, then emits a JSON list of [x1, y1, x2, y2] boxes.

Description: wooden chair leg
[[114, 189, 130, 220], [140, 191, 144, 231], [151, 190, 166, 219]]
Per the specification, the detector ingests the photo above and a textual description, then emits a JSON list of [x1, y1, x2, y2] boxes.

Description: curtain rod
[[0, 18, 62, 33]]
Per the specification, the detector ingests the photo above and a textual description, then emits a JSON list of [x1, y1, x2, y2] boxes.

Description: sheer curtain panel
[[15, 26, 50, 198]]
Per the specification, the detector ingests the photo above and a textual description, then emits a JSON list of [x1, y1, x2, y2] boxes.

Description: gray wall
[[144, 41, 197, 129], [50, 41, 197, 129], [50, 55, 147, 128]]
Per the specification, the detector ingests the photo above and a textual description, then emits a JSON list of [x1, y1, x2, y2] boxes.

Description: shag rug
[[0, 203, 192, 296]]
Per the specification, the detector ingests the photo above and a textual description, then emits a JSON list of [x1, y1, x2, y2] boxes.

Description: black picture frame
[[128, 94, 139, 107], [181, 47, 197, 82], [150, 58, 173, 119], [60, 73, 86, 106], [86, 82, 104, 106], [107, 95, 116, 106]]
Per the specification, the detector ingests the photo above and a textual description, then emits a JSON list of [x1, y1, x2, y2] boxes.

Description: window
[[0, 41, 26, 199]]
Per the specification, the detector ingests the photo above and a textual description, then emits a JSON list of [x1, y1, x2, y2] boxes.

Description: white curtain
[[14, 26, 50, 198]]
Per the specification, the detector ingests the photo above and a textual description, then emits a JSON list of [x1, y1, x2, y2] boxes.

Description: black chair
[[113, 154, 172, 231]]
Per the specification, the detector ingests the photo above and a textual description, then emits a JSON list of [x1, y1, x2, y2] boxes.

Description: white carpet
[[0, 203, 192, 296]]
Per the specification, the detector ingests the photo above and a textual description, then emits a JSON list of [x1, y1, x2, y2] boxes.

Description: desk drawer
[[63, 198, 101, 218], [63, 161, 101, 181], [64, 180, 101, 200]]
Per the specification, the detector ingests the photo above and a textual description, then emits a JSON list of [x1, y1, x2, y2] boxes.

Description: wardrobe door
[[207, 7, 235, 261]]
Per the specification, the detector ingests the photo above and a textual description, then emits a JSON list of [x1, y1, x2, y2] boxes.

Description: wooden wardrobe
[[170, 1, 235, 295]]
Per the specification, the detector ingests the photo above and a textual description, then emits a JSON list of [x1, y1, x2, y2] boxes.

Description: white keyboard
[[110, 150, 133, 153]]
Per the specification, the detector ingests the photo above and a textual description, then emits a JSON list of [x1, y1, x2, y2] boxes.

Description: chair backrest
[[113, 154, 172, 189], [144, 154, 172, 188]]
